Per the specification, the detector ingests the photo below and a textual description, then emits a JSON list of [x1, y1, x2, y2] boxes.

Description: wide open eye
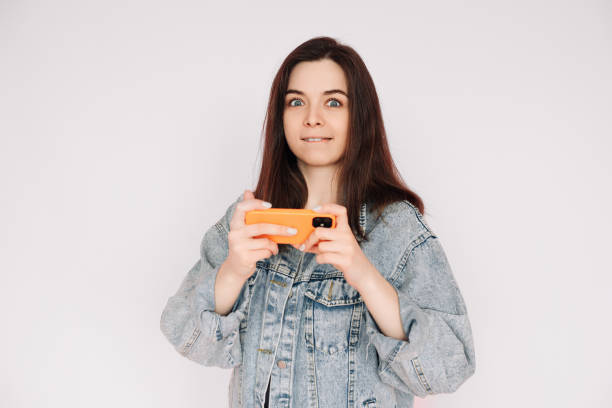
[[327, 98, 342, 108], [288, 98, 303, 107]]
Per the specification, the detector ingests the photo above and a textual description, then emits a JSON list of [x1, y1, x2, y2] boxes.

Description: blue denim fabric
[[160, 193, 476, 407]]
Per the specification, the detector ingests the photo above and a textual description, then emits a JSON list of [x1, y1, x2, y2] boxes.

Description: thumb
[[243, 189, 255, 201]]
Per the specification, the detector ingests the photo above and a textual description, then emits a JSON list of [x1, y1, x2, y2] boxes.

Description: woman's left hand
[[292, 203, 375, 290]]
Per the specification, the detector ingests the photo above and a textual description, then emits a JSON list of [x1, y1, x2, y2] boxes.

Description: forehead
[[287, 59, 347, 92]]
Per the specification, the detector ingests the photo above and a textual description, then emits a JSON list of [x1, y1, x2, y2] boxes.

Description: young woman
[[160, 36, 475, 408]]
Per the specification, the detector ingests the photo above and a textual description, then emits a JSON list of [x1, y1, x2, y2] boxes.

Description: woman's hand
[[224, 189, 297, 282], [293, 203, 376, 290]]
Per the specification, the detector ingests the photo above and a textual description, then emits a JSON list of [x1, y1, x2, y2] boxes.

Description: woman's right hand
[[223, 189, 297, 281]]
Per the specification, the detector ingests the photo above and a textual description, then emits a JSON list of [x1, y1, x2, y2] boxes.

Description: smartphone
[[245, 208, 337, 245]]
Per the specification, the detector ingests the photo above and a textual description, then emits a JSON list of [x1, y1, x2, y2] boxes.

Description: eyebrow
[[285, 89, 349, 98]]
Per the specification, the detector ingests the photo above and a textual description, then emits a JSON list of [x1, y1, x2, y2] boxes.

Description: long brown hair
[[254, 36, 425, 243]]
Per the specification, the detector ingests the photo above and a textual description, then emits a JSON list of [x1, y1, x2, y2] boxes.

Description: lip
[[301, 137, 333, 142]]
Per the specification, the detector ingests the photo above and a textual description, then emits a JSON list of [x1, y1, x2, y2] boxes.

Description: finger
[[302, 229, 327, 253], [315, 240, 344, 253], [243, 223, 298, 239], [315, 252, 342, 266], [309, 227, 338, 242], [243, 237, 278, 254], [305, 241, 322, 255], [313, 203, 348, 230], [231, 190, 272, 229], [299, 231, 315, 252], [302, 227, 336, 252], [253, 248, 275, 261], [243, 189, 255, 201], [292, 242, 304, 251]]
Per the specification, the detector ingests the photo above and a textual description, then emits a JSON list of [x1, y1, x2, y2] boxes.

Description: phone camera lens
[[312, 217, 332, 228]]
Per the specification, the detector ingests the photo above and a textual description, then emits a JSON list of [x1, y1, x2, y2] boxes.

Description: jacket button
[[328, 346, 337, 354], [277, 360, 287, 369]]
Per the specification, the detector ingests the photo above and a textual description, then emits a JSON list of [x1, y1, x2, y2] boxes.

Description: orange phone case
[[245, 208, 337, 245]]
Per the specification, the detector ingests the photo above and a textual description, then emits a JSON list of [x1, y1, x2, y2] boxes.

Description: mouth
[[301, 137, 333, 143]]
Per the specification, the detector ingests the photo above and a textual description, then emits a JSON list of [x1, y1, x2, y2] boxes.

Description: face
[[283, 58, 350, 169]]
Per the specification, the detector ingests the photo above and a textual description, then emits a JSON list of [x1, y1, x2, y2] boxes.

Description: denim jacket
[[160, 193, 476, 408]]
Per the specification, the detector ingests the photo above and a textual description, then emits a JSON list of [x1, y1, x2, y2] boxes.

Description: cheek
[[283, 115, 300, 150], [330, 114, 349, 137], [341, 111, 350, 130], [334, 117, 349, 152], [331, 109, 349, 126], [283, 112, 300, 133]]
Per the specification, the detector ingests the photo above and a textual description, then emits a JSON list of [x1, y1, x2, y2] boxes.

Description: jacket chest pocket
[[304, 277, 363, 355]]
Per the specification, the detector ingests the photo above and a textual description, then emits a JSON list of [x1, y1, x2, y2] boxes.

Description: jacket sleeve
[[160, 194, 249, 368], [364, 233, 476, 397]]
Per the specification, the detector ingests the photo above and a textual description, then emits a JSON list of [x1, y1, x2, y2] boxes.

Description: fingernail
[[299, 244, 305, 251], [287, 227, 297, 235], [313, 205, 321, 212], [262, 201, 272, 208]]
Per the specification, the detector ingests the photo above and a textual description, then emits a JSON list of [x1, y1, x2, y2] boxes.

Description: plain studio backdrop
[[1, 1, 610, 407]]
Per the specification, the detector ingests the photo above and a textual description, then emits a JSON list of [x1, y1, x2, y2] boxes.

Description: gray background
[[1, 0, 611, 407]]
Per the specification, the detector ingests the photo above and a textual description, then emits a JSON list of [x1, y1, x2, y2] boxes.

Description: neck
[[297, 160, 340, 209]]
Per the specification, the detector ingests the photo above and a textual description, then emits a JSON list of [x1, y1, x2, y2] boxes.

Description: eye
[[286, 97, 343, 108], [327, 98, 342, 108], [288, 98, 303, 107]]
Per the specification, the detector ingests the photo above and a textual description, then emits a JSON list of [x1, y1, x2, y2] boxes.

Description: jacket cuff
[[365, 297, 432, 362], [364, 301, 434, 396], [190, 264, 249, 342]]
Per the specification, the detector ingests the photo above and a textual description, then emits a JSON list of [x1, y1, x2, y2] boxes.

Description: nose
[[304, 105, 323, 127]]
